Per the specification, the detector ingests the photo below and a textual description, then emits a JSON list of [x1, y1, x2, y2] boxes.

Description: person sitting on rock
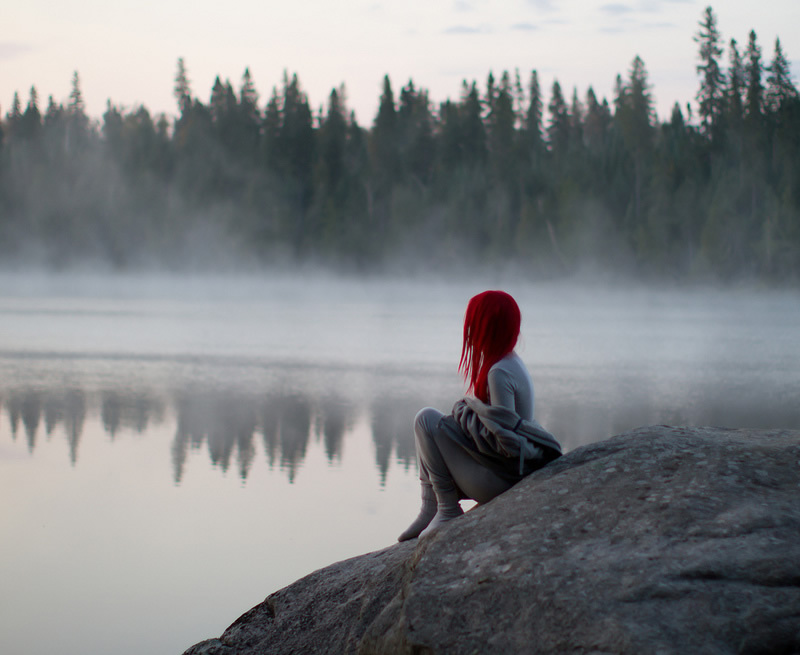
[[399, 290, 562, 541]]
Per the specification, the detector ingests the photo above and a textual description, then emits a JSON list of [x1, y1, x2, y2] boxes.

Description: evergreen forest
[[1, 6, 799, 281]]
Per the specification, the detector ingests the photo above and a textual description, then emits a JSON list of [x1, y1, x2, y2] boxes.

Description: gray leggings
[[414, 407, 513, 504]]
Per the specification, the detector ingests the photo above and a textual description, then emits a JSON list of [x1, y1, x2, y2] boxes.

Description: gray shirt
[[487, 352, 535, 421]]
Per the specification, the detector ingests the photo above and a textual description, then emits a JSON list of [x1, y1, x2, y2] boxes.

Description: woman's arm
[[487, 366, 516, 411]]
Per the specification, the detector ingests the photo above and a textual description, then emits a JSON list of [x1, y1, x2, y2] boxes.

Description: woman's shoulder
[[489, 352, 529, 385], [490, 351, 525, 374]]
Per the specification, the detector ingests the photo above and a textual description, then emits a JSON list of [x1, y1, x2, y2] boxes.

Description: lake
[[1, 271, 798, 655]]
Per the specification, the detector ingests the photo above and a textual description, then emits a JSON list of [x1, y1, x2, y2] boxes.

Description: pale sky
[[3, 1, 799, 127]]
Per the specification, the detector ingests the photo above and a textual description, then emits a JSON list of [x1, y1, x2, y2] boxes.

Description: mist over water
[[1, 271, 798, 655]]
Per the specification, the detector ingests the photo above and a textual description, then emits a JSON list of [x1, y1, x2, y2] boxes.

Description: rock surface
[[183, 425, 800, 654]]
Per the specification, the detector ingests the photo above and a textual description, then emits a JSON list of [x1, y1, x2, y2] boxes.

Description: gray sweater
[[438, 352, 560, 482], [487, 352, 535, 421]]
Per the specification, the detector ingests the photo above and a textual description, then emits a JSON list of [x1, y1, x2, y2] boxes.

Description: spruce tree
[[616, 56, 655, 235], [694, 6, 725, 140], [66, 71, 90, 150], [487, 71, 516, 180], [460, 81, 487, 165], [583, 87, 611, 155], [725, 39, 745, 128], [68, 71, 85, 115], [766, 38, 798, 113], [20, 87, 42, 141], [547, 80, 569, 156], [744, 30, 764, 123], [173, 58, 192, 117], [524, 70, 544, 153], [318, 86, 348, 196], [437, 99, 462, 170], [371, 75, 399, 187], [397, 80, 434, 186], [238, 68, 261, 162]]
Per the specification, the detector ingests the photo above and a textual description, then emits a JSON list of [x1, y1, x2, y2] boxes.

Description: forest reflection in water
[[2, 380, 420, 485], [4, 352, 799, 485]]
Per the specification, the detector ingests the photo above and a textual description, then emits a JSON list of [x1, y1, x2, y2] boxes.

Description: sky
[[3, 1, 799, 127]]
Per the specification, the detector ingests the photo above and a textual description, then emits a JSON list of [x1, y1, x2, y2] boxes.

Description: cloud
[[526, 0, 556, 10], [642, 21, 678, 30], [0, 42, 35, 60], [640, 0, 693, 8], [511, 22, 539, 32], [598, 25, 630, 34], [600, 3, 635, 16], [443, 25, 492, 35], [636, 0, 684, 15], [454, 0, 473, 11]]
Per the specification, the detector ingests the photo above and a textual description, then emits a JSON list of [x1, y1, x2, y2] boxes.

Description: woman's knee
[[414, 407, 443, 438]]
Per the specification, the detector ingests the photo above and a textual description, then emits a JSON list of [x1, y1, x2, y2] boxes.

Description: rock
[[182, 425, 800, 654]]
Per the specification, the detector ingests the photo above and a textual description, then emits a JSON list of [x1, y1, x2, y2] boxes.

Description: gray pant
[[414, 407, 513, 504]]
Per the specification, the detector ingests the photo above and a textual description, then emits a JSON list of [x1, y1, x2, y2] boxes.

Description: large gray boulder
[[183, 425, 800, 654]]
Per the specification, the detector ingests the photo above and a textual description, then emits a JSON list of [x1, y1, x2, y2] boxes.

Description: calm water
[[1, 272, 799, 655]]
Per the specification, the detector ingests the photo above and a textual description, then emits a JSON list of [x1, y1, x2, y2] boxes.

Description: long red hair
[[459, 290, 521, 402]]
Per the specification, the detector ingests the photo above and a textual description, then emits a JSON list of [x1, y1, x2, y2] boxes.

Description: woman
[[398, 290, 561, 541]]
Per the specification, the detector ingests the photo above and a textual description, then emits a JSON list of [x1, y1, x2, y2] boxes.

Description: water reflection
[[7, 388, 87, 464], [102, 390, 165, 438], [371, 395, 421, 484], [172, 390, 262, 482], [1, 375, 440, 485], [4, 359, 799, 486]]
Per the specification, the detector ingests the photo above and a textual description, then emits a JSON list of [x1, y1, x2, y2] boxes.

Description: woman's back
[[487, 352, 534, 420], [489, 352, 534, 421]]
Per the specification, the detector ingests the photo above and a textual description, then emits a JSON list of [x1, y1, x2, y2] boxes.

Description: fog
[[2, 269, 798, 442]]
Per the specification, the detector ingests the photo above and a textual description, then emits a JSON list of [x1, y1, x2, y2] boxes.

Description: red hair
[[459, 290, 521, 402]]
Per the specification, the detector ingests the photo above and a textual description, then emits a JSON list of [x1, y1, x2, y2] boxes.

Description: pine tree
[[317, 86, 348, 196], [262, 86, 281, 168], [9, 91, 22, 121], [614, 56, 655, 240], [725, 39, 745, 128], [583, 87, 611, 155], [437, 99, 462, 169], [523, 70, 544, 153], [66, 71, 90, 150], [513, 69, 525, 126], [102, 101, 124, 158], [484, 72, 496, 118], [174, 58, 192, 116], [744, 30, 764, 123], [237, 68, 262, 163], [766, 38, 798, 113], [313, 85, 350, 252], [460, 81, 487, 165], [624, 56, 655, 141], [547, 80, 569, 156], [279, 72, 315, 208], [239, 68, 259, 113], [487, 71, 516, 180], [5, 91, 22, 139], [370, 75, 399, 187], [68, 71, 85, 115], [694, 6, 725, 140], [569, 87, 584, 152], [397, 80, 435, 186], [209, 76, 227, 124], [20, 86, 42, 141]]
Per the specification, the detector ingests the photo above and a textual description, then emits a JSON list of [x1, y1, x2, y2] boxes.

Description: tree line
[[1, 6, 798, 280]]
